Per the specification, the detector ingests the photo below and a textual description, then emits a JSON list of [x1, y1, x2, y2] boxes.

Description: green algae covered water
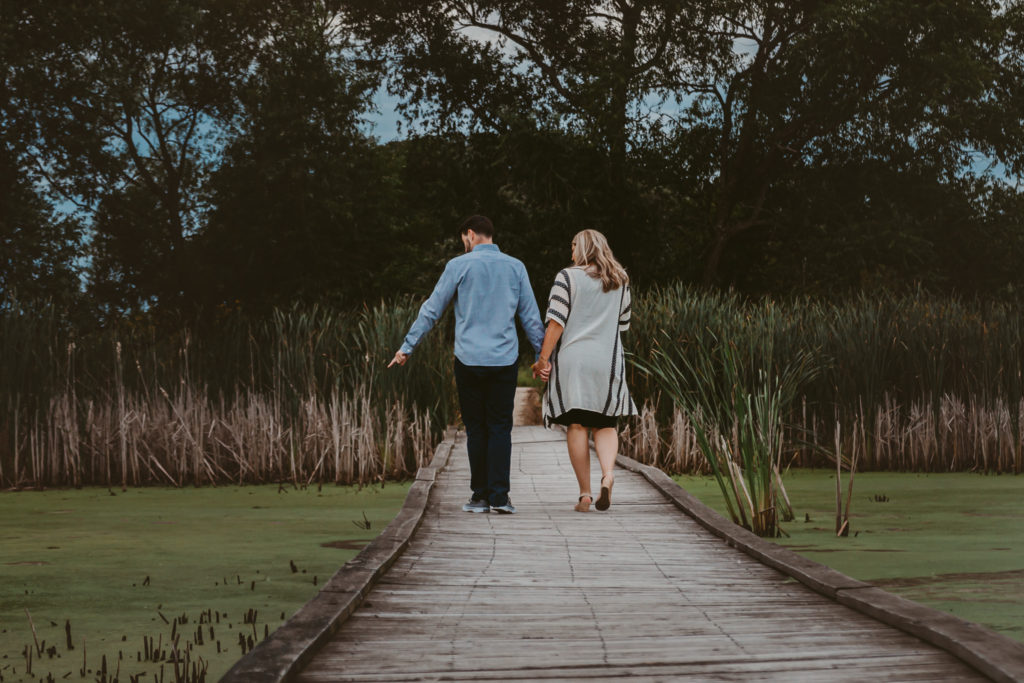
[[0, 482, 409, 681]]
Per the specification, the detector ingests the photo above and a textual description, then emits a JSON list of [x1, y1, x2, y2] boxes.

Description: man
[[389, 215, 544, 514]]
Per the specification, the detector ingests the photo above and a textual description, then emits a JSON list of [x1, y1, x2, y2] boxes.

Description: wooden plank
[[297, 651, 983, 682], [290, 428, 991, 682]]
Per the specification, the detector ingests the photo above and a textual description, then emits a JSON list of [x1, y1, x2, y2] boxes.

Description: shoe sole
[[491, 508, 516, 514], [463, 507, 490, 513], [595, 485, 611, 511]]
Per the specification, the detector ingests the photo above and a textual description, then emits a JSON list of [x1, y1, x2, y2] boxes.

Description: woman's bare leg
[[593, 427, 618, 483], [593, 427, 617, 509], [566, 424, 591, 498]]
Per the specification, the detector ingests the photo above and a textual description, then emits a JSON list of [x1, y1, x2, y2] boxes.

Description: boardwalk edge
[[219, 430, 458, 683], [615, 453, 1024, 683]]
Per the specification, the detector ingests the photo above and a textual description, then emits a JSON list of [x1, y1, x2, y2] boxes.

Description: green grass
[[0, 483, 409, 681], [676, 469, 1024, 642]]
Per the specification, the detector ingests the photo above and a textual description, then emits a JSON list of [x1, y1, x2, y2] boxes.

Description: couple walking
[[389, 215, 636, 514]]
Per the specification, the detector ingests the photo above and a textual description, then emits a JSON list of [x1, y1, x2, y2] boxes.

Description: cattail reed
[[1, 300, 455, 487], [626, 286, 1024, 475], [630, 392, 1024, 475]]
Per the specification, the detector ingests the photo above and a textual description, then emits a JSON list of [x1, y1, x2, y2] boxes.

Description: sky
[[361, 87, 406, 142]]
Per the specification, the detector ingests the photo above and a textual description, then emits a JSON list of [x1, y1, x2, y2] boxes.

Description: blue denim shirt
[[400, 244, 545, 366]]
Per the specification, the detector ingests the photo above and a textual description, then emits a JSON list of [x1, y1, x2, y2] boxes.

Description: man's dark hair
[[459, 215, 494, 238]]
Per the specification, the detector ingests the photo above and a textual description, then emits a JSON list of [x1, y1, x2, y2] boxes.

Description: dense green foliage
[[3, 1, 1023, 317], [1, 300, 455, 422], [629, 285, 1024, 413]]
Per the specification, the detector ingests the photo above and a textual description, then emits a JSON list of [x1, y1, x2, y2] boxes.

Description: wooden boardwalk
[[294, 426, 987, 682]]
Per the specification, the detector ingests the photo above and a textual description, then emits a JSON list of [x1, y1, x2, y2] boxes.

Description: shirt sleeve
[[400, 261, 458, 355], [618, 284, 631, 332], [546, 269, 572, 326], [516, 265, 545, 356]]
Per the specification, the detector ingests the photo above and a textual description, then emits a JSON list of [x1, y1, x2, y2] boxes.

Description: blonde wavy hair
[[572, 229, 629, 292]]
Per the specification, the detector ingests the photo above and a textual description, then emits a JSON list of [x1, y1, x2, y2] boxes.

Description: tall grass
[[6, 287, 1021, 487], [636, 307, 818, 536], [1, 299, 456, 488], [623, 285, 1024, 475]]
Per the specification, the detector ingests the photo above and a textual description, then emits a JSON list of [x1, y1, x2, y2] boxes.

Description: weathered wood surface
[[295, 426, 987, 682]]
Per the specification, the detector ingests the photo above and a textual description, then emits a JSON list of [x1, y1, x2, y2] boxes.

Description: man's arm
[[516, 265, 545, 358], [389, 262, 458, 367]]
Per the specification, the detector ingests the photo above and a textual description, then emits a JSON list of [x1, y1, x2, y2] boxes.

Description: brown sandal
[[595, 475, 614, 511], [574, 493, 592, 512]]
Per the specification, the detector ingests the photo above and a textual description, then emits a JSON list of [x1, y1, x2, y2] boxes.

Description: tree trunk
[[607, 2, 639, 267], [702, 227, 729, 286]]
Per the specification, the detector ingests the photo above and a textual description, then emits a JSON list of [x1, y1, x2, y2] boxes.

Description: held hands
[[531, 357, 551, 382], [388, 350, 408, 368]]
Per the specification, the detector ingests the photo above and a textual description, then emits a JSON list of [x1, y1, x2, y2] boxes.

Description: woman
[[532, 229, 636, 512]]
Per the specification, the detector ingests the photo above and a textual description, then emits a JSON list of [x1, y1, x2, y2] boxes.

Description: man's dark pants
[[453, 358, 518, 507]]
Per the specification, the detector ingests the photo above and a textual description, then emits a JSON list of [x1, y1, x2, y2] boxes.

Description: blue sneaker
[[490, 499, 517, 514], [462, 498, 490, 513]]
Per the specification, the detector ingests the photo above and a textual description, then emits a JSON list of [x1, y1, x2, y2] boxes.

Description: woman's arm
[[531, 320, 564, 380]]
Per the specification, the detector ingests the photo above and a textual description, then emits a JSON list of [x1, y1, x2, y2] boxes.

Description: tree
[[4, 0, 274, 314], [0, 2, 84, 307], [0, 146, 82, 307], [198, 4, 388, 311], [347, 0, 723, 268], [346, 0, 1019, 287], [679, 0, 1012, 284]]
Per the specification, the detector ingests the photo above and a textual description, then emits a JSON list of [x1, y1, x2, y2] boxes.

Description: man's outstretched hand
[[388, 350, 408, 368]]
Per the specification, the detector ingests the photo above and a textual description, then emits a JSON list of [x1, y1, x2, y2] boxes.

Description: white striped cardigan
[[542, 266, 637, 425]]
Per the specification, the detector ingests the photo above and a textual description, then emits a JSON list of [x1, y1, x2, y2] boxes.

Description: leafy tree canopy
[[2, 0, 1022, 322]]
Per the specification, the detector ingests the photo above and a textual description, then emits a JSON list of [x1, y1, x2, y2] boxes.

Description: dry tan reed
[[623, 395, 1023, 475], [4, 386, 433, 488], [2, 301, 454, 488], [621, 403, 710, 474]]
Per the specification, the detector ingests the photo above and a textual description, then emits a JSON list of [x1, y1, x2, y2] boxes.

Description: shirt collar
[[472, 243, 500, 253]]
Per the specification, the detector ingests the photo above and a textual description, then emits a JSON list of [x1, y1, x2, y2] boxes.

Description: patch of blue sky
[[360, 85, 409, 142]]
